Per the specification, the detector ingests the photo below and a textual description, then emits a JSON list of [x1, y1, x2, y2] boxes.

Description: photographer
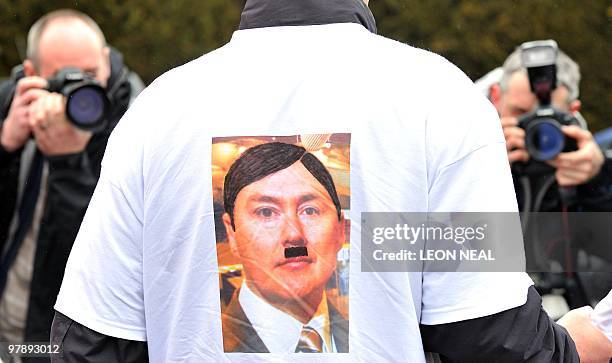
[[481, 42, 612, 312], [0, 9, 143, 358], [487, 42, 612, 213]]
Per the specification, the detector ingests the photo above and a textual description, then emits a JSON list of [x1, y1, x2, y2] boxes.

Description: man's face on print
[[223, 161, 344, 307]]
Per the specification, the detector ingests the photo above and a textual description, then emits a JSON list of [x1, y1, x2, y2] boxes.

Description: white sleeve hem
[[55, 304, 147, 342], [420, 280, 534, 326]]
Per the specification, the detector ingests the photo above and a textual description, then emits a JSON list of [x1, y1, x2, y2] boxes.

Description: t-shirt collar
[[239, 0, 377, 34]]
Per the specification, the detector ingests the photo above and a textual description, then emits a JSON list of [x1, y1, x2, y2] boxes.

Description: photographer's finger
[[558, 162, 593, 176], [12, 105, 29, 120], [15, 76, 48, 96], [557, 166, 583, 178], [546, 159, 558, 168], [555, 175, 580, 187], [555, 150, 584, 164], [504, 126, 525, 139], [508, 149, 529, 163], [552, 154, 588, 169], [45, 92, 56, 111], [40, 94, 59, 129], [28, 97, 48, 128], [15, 88, 48, 107], [556, 169, 585, 187], [31, 126, 50, 151], [506, 136, 525, 151], [501, 117, 519, 128], [49, 93, 65, 117], [30, 123, 43, 139], [561, 125, 592, 143]]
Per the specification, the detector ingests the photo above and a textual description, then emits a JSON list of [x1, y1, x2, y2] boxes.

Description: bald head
[[27, 10, 105, 68], [25, 10, 110, 87], [494, 69, 578, 119]]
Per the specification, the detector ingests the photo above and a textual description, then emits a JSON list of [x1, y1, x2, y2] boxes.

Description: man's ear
[[23, 59, 36, 77], [101, 46, 112, 83], [569, 99, 581, 114], [336, 214, 346, 253], [103, 46, 110, 66], [490, 83, 502, 109], [223, 213, 240, 257]]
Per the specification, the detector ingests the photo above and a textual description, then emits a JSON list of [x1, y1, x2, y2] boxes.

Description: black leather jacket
[[513, 158, 612, 213]]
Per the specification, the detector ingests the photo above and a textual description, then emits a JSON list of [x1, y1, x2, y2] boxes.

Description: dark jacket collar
[[106, 46, 133, 107], [239, 0, 376, 34]]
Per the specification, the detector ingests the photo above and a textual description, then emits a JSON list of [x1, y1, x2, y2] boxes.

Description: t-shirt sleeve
[[593, 290, 612, 342], [420, 58, 533, 325], [54, 82, 149, 342]]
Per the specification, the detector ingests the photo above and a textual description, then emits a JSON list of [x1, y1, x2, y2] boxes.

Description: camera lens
[[525, 119, 565, 161], [66, 85, 105, 128]]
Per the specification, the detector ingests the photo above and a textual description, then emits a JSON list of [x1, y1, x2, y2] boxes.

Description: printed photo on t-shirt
[[212, 133, 350, 353]]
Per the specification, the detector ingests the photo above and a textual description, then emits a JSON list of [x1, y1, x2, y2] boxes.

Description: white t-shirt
[[593, 290, 612, 342], [56, 23, 533, 362]]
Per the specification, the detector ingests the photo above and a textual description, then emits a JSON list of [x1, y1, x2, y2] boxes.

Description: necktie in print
[[295, 326, 323, 353]]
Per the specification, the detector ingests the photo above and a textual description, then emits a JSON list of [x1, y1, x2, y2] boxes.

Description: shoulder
[[0, 77, 16, 96], [354, 32, 478, 107], [221, 289, 267, 353], [131, 43, 228, 105], [328, 299, 349, 352], [117, 43, 230, 127], [0, 74, 18, 120], [368, 32, 469, 79]]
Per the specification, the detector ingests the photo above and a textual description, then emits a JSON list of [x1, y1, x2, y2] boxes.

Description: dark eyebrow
[[245, 193, 323, 205], [297, 193, 320, 205], [247, 195, 281, 204], [511, 106, 530, 115]]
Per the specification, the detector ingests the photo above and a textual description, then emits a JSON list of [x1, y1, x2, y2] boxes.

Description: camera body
[[2, 66, 110, 132], [517, 40, 581, 163]]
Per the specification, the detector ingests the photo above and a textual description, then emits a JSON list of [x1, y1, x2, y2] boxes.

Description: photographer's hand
[[29, 92, 93, 156], [548, 125, 604, 186], [0, 76, 48, 151], [501, 116, 529, 163], [558, 306, 612, 363]]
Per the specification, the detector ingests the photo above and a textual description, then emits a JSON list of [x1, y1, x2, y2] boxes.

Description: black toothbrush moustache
[[285, 246, 308, 258]]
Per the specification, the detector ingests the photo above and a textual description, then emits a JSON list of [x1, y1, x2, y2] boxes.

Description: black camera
[[517, 40, 580, 162], [2, 66, 110, 132], [46, 67, 110, 131]]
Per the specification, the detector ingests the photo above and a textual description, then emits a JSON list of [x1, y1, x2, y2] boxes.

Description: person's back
[[54, 1, 582, 362]]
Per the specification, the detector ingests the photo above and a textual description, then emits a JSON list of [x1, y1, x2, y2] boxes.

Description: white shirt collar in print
[[238, 281, 333, 353]]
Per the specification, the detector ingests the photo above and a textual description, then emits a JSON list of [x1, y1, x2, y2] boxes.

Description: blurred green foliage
[[0, 0, 243, 85], [370, 0, 611, 131], [0, 1, 609, 129]]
